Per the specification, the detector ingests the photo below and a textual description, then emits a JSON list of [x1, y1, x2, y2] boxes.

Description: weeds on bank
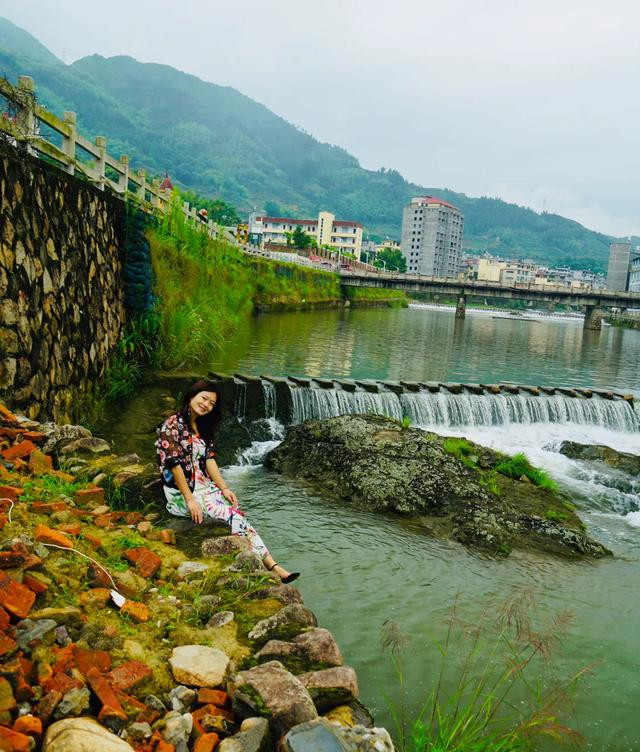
[[382, 589, 587, 752], [442, 438, 477, 469], [494, 453, 559, 492]]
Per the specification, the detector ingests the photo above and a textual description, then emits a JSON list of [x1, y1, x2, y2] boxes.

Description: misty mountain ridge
[[0, 17, 613, 271]]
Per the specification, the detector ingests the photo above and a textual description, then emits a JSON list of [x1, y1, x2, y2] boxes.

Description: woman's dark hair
[[178, 379, 222, 443]]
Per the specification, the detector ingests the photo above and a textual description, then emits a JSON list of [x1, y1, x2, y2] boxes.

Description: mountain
[[0, 18, 613, 271]]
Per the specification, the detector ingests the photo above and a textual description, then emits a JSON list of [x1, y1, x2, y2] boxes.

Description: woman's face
[[190, 390, 217, 416]]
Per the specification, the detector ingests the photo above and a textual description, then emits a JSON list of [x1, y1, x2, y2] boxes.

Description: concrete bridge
[[339, 270, 640, 330]]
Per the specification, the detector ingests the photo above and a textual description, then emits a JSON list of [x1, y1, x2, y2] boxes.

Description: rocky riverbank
[[265, 414, 611, 558], [0, 404, 392, 751]]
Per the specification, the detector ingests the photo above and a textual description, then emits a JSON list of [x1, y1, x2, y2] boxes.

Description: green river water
[[111, 305, 640, 750]]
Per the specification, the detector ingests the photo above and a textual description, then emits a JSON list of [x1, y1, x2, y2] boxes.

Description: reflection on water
[[211, 307, 640, 396]]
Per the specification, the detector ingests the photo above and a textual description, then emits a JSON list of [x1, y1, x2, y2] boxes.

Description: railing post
[[137, 169, 146, 202], [16, 76, 36, 152], [62, 111, 76, 175], [95, 136, 107, 190], [118, 155, 129, 197], [150, 177, 160, 209]]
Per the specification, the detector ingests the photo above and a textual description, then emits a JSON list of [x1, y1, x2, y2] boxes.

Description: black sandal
[[267, 563, 300, 584]]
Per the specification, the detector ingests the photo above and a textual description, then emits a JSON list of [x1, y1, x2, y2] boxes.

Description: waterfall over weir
[[288, 385, 640, 432]]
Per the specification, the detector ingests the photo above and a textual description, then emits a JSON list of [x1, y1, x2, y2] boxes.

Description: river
[[116, 306, 640, 749]]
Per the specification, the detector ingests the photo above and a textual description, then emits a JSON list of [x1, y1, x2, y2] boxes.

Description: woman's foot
[[267, 562, 300, 584]]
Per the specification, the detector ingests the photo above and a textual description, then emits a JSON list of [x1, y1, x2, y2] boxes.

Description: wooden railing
[[0, 74, 229, 237], [0, 74, 374, 275]]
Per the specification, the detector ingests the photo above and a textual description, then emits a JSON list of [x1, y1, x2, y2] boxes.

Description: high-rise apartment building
[[400, 197, 464, 277], [606, 242, 640, 291]]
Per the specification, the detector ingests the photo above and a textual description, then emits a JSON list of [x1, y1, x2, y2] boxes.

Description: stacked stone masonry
[[0, 142, 125, 421]]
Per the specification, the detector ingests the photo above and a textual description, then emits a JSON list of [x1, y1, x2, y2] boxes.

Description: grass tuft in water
[[382, 588, 588, 751]]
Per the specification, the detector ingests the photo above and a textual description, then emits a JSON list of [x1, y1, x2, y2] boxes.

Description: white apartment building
[[254, 210, 363, 259], [400, 197, 464, 277]]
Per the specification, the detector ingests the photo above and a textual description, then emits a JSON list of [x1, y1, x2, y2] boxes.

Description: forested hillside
[[0, 17, 613, 270]]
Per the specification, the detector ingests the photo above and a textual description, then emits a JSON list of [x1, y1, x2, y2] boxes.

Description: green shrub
[[494, 453, 558, 492]]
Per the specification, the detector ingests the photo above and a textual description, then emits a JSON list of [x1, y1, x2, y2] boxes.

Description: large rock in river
[[265, 414, 610, 558], [559, 441, 640, 476]]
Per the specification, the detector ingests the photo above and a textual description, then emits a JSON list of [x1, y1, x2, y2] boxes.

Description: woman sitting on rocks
[[156, 378, 299, 583]]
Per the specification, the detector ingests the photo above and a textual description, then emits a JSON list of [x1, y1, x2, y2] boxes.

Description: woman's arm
[[171, 465, 204, 524], [206, 458, 239, 506]]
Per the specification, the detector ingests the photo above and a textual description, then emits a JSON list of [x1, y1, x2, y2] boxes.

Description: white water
[[289, 385, 640, 432], [258, 385, 640, 536]]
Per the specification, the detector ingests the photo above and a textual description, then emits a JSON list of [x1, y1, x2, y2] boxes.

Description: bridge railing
[[341, 268, 640, 302]]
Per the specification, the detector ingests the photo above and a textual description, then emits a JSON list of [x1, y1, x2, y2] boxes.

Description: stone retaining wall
[[0, 141, 125, 421]]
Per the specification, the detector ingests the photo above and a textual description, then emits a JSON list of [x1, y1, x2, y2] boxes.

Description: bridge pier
[[455, 294, 466, 319], [583, 305, 603, 331]]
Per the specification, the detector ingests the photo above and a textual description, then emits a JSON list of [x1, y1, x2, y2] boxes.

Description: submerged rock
[[282, 717, 394, 752], [266, 414, 610, 558], [559, 441, 640, 475]]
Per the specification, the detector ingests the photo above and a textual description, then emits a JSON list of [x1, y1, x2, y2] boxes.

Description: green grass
[[494, 453, 558, 492], [150, 197, 344, 369], [442, 438, 478, 469], [19, 474, 89, 501], [382, 590, 587, 752]]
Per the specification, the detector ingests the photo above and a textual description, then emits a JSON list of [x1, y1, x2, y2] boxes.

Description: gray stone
[[55, 625, 72, 646], [249, 584, 303, 605], [127, 722, 152, 741], [248, 604, 317, 644], [53, 687, 91, 719], [144, 694, 167, 713], [559, 441, 640, 476], [207, 610, 235, 628], [40, 423, 92, 454], [162, 711, 192, 752], [169, 645, 230, 687], [168, 685, 197, 712], [15, 618, 57, 649], [175, 561, 210, 580], [255, 628, 343, 673], [43, 718, 135, 752], [202, 536, 251, 557], [59, 437, 112, 455], [230, 661, 317, 737], [218, 717, 271, 752], [230, 551, 266, 573], [298, 667, 358, 711], [282, 718, 394, 752]]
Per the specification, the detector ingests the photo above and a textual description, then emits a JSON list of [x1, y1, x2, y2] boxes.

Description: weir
[[207, 372, 639, 433]]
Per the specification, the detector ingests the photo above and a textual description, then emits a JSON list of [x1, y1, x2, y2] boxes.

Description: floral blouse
[[156, 412, 216, 491]]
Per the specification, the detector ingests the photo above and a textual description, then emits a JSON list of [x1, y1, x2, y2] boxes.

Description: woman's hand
[[186, 496, 203, 524], [222, 487, 239, 506]]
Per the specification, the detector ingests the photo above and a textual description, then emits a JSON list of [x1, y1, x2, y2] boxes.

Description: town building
[[252, 210, 363, 259], [400, 196, 464, 277], [629, 255, 640, 293], [606, 242, 640, 291]]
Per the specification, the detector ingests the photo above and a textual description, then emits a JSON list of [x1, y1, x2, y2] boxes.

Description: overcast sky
[[1, 0, 638, 236]]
